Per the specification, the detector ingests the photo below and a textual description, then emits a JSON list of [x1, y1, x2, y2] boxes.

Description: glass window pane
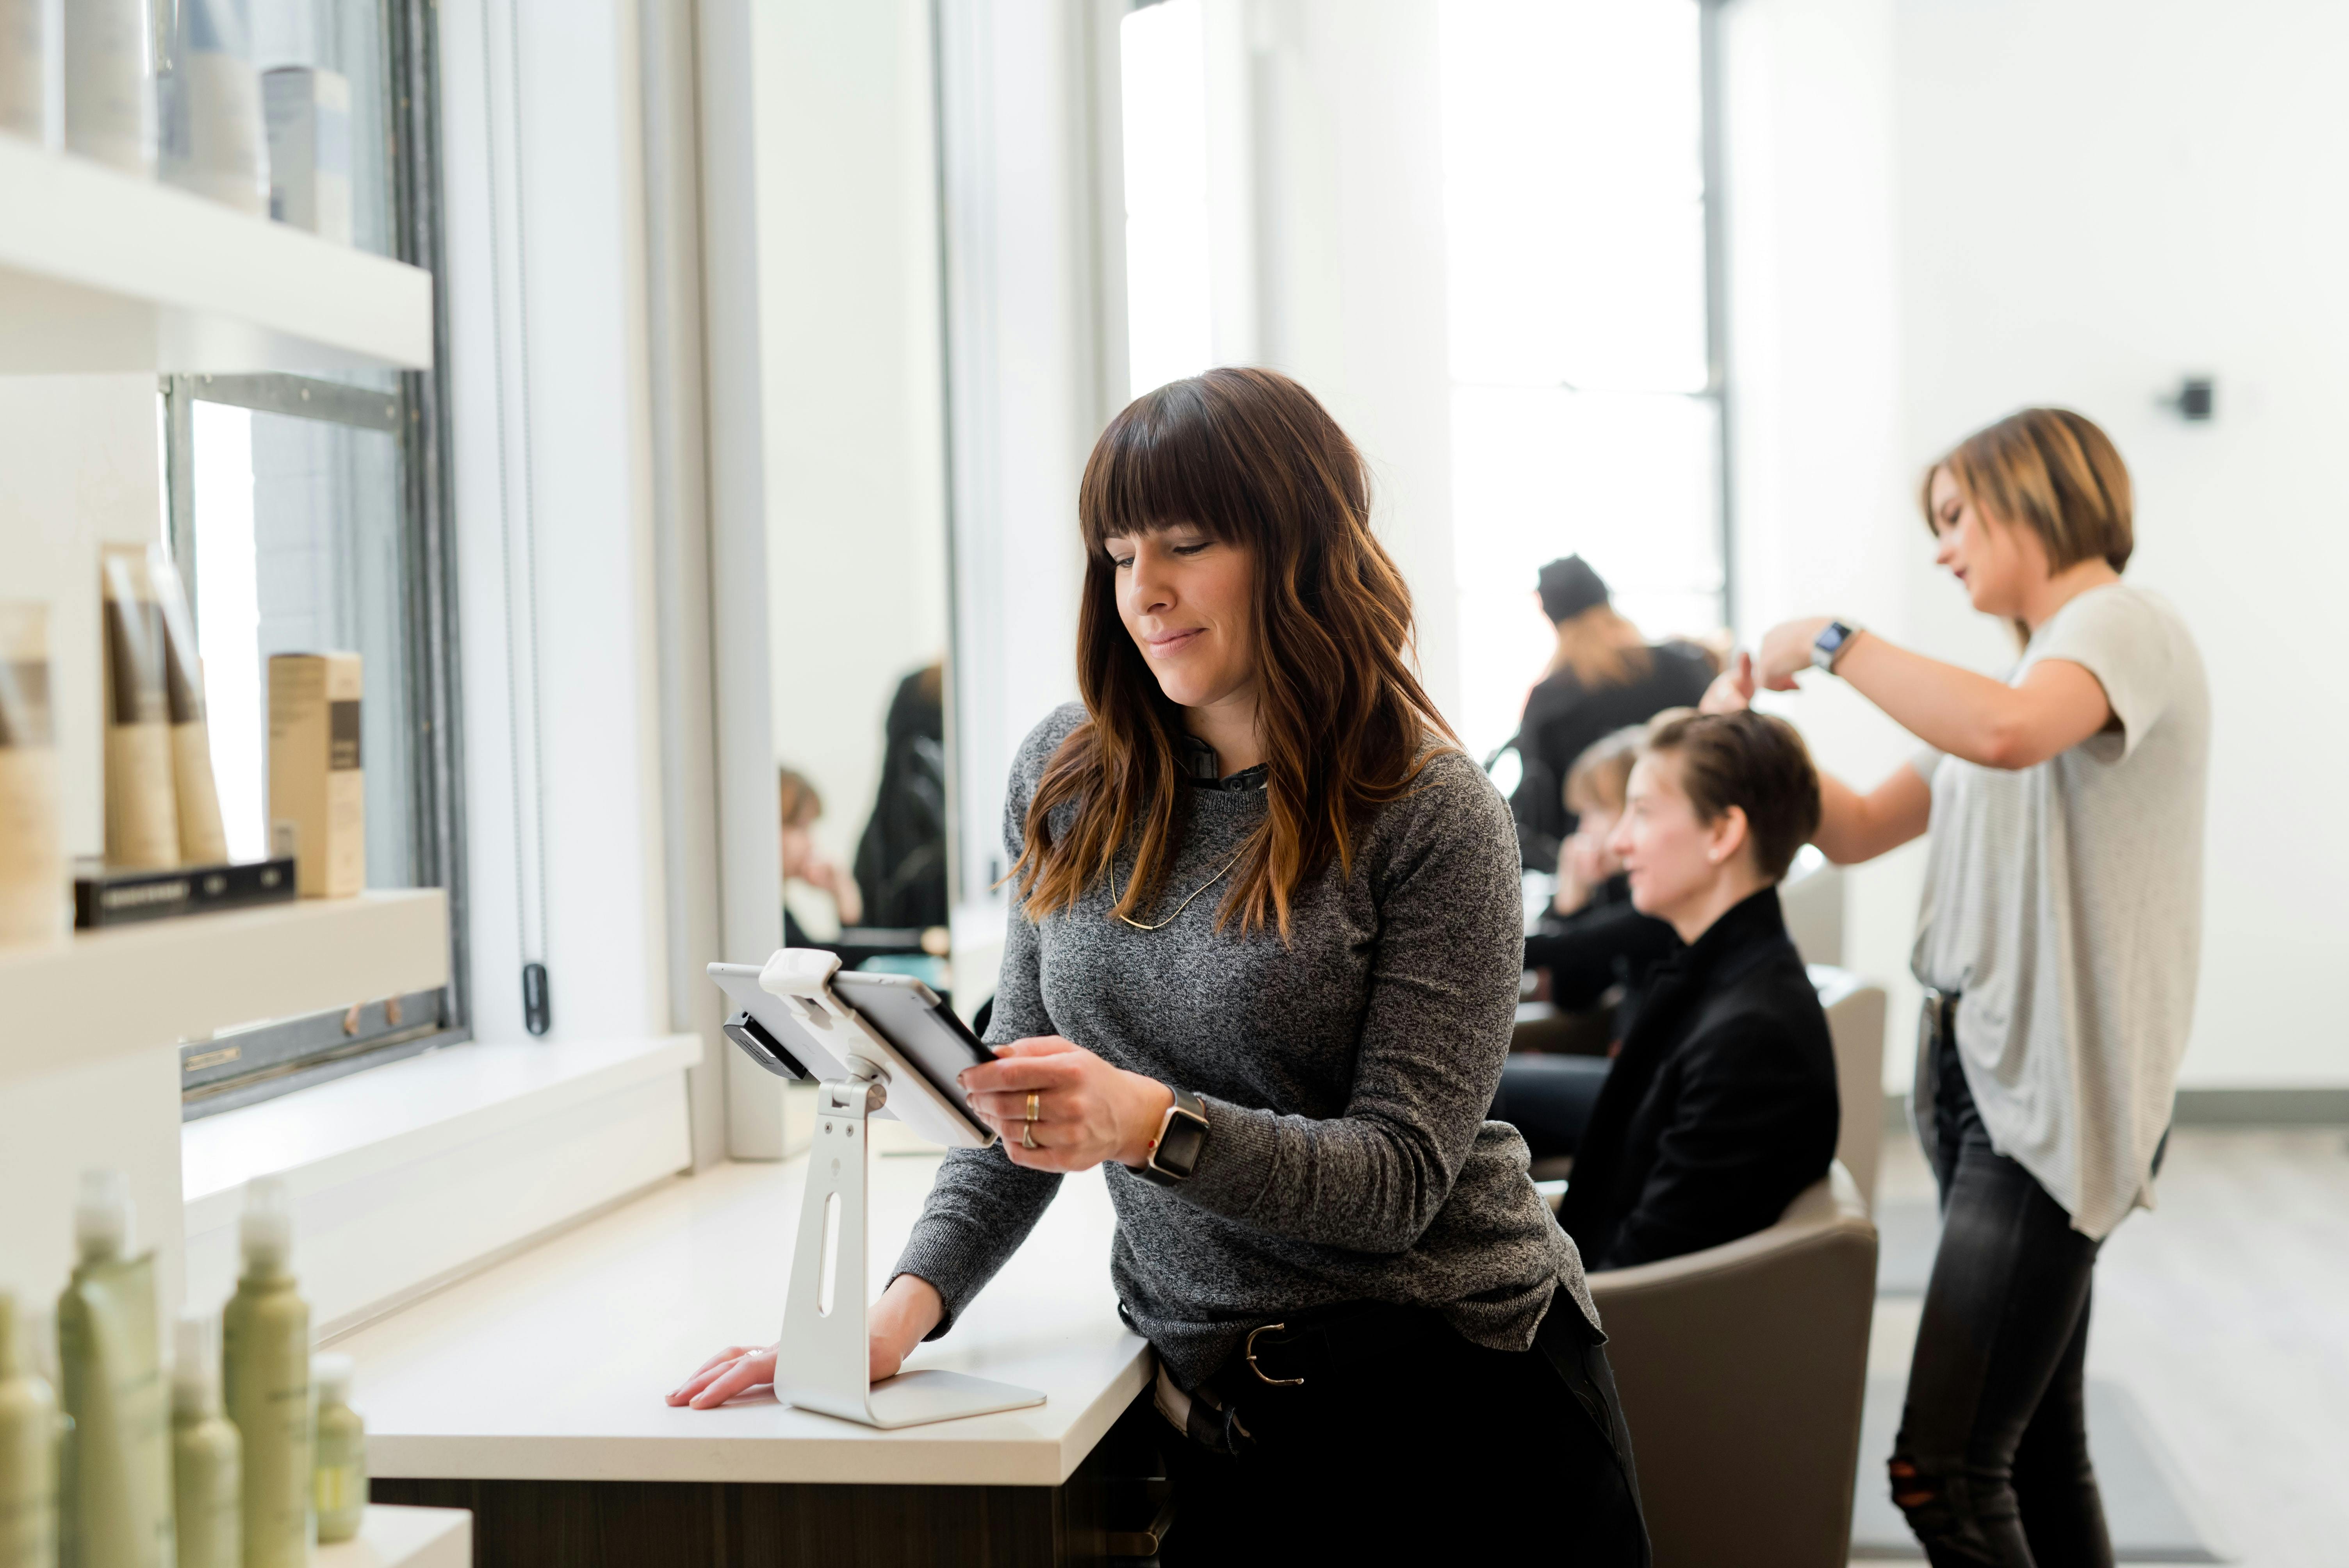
[[1441, 0, 1707, 392], [1120, 0, 1214, 397], [1449, 385, 1721, 759], [250, 0, 397, 260], [190, 400, 415, 888]]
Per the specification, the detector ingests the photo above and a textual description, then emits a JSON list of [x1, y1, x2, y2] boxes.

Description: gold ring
[[1025, 1092, 1041, 1122], [1020, 1123, 1038, 1151]]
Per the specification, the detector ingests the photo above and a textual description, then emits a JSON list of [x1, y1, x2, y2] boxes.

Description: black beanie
[[1537, 556, 1609, 623]]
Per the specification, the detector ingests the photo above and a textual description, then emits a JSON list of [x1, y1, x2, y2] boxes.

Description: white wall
[[1726, 0, 2349, 1089], [757, 0, 952, 898]]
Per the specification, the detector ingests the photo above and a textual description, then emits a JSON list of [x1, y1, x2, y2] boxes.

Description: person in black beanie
[[1507, 556, 1716, 870]]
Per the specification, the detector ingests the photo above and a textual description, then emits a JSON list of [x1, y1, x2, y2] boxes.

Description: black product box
[[73, 856, 299, 928]]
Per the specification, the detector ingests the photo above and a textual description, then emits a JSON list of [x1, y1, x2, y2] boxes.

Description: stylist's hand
[[1699, 650, 1758, 714], [960, 1037, 1174, 1173], [665, 1277, 945, 1407], [1756, 617, 1832, 690]]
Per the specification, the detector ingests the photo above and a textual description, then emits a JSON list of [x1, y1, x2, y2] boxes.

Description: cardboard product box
[[268, 652, 363, 897]]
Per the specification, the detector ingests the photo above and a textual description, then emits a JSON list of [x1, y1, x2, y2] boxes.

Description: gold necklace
[[1111, 848, 1246, 931]]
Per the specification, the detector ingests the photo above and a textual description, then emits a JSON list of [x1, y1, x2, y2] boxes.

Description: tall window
[[1440, 0, 1726, 764], [161, 0, 460, 1116], [1117, 0, 1214, 398]]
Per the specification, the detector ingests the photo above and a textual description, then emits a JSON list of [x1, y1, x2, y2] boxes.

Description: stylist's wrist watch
[[1135, 1085, 1210, 1187], [1811, 618, 1862, 673]]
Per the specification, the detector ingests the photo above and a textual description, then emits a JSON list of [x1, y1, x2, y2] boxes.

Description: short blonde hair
[[1563, 726, 1645, 819], [1923, 407, 2133, 574]]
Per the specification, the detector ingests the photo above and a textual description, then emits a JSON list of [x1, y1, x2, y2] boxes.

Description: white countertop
[[316, 1505, 470, 1568], [339, 1152, 1151, 1488]]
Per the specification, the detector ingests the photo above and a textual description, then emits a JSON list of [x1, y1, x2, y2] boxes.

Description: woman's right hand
[[1700, 650, 1758, 715], [665, 1276, 945, 1408]]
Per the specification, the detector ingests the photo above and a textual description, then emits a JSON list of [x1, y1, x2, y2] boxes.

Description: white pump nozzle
[[313, 1351, 354, 1404], [240, 1174, 293, 1266], [75, 1169, 132, 1262]]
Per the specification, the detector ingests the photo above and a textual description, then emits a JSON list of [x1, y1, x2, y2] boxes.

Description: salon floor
[[1857, 1124, 2349, 1568]]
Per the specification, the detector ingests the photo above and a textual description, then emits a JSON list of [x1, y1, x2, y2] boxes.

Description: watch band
[[1811, 619, 1862, 673], [1136, 1085, 1210, 1187]]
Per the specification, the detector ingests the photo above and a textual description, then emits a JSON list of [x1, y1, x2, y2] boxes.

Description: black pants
[[1489, 1053, 1614, 1162], [1161, 1296, 1648, 1564], [1892, 1032, 2112, 1568]]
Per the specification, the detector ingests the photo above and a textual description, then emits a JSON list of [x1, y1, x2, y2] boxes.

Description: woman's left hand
[[959, 1037, 1174, 1173], [1755, 617, 1832, 690]]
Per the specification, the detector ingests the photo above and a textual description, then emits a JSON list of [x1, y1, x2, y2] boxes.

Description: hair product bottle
[[259, 66, 349, 242], [309, 1354, 362, 1545], [221, 1178, 309, 1568], [98, 547, 180, 871], [54, 1171, 174, 1568], [0, 1291, 61, 1568], [0, 0, 48, 143], [61, 0, 155, 175], [158, 0, 264, 213], [149, 559, 227, 865], [0, 602, 64, 948], [169, 1314, 239, 1568]]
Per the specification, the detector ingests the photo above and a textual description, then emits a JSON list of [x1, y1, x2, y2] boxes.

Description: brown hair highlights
[[1547, 604, 1653, 689], [777, 767, 821, 828], [1923, 407, 2133, 574], [1643, 710, 1821, 882], [1013, 367, 1452, 938]]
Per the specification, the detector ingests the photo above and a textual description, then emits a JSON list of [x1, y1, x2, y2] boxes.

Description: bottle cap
[[75, 1170, 132, 1261], [173, 1311, 221, 1411], [240, 1174, 293, 1265], [313, 1351, 354, 1402]]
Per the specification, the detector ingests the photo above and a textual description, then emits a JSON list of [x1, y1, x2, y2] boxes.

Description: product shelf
[[0, 888, 449, 1082], [0, 135, 433, 374]]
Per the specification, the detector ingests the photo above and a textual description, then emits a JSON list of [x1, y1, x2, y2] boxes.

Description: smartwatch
[[1811, 619, 1862, 674], [1135, 1085, 1210, 1187]]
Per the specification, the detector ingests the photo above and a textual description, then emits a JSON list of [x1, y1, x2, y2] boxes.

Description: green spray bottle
[[55, 1171, 173, 1568], [0, 1291, 60, 1568], [170, 1313, 241, 1568], [309, 1354, 363, 1545], [222, 1177, 310, 1568]]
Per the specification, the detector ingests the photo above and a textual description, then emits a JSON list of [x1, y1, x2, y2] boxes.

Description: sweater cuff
[[890, 1217, 994, 1341], [1167, 1093, 1279, 1221]]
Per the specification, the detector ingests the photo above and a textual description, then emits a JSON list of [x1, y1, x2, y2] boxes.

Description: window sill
[[184, 1032, 701, 1336]]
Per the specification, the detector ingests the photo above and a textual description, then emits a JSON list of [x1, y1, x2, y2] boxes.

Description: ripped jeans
[[1890, 1028, 2114, 1568]]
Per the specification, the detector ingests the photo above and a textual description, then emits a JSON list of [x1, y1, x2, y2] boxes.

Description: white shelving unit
[[0, 136, 440, 1316], [315, 1505, 472, 1568], [0, 889, 450, 1076], [0, 136, 434, 373]]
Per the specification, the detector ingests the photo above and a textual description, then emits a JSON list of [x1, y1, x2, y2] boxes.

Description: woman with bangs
[[674, 368, 1646, 1558]]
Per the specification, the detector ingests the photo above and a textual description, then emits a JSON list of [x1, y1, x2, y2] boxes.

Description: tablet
[[707, 960, 998, 1149]]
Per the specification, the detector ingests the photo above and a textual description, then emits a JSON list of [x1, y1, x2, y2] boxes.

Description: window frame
[[169, 0, 468, 1120]]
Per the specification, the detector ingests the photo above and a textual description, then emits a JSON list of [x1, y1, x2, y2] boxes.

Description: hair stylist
[[1709, 408, 2207, 1567], [672, 368, 1647, 1563]]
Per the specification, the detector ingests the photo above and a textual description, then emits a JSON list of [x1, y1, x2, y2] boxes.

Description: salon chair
[[1586, 1163, 1877, 1568], [1809, 967, 1887, 1206]]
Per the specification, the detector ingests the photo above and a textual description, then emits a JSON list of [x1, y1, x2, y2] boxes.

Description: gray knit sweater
[[892, 703, 1599, 1388]]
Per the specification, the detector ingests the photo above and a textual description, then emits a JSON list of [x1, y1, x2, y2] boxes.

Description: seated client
[[1552, 709, 1839, 1271]]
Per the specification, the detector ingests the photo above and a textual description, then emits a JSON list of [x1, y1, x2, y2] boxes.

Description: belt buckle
[[1244, 1322, 1305, 1388]]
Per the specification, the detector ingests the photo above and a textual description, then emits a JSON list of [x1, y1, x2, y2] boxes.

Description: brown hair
[[1012, 367, 1452, 938], [1563, 725, 1644, 819], [1923, 407, 2133, 575], [1642, 710, 1821, 882], [1546, 603, 1653, 689], [777, 767, 821, 828]]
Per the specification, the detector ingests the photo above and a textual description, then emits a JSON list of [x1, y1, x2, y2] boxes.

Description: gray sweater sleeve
[[1171, 755, 1527, 1252], [888, 723, 1069, 1336]]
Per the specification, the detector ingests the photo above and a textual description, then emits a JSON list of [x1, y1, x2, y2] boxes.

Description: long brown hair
[[1546, 603, 1653, 688], [1012, 367, 1453, 939]]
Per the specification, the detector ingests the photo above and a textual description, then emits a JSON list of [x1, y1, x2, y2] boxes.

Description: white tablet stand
[[759, 952, 1046, 1429]]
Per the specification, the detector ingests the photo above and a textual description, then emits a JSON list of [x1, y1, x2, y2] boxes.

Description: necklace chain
[[1112, 848, 1246, 932]]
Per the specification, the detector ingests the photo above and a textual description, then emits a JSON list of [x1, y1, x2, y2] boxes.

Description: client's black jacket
[[1555, 887, 1838, 1272]]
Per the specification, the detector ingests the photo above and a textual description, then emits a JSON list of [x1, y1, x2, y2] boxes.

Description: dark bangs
[[1078, 379, 1265, 554]]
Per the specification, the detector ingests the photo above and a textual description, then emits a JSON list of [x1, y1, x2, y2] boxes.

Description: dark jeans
[[1161, 1295, 1648, 1564], [1490, 1053, 1614, 1162], [1892, 1031, 2112, 1568]]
